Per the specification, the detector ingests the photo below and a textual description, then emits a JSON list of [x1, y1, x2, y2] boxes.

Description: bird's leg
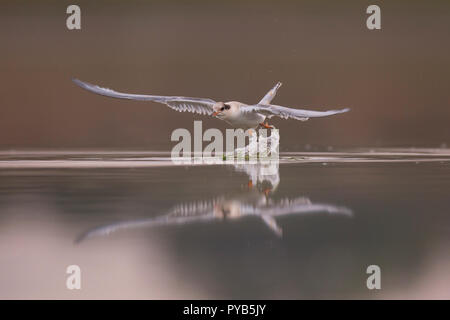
[[259, 122, 274, 129]]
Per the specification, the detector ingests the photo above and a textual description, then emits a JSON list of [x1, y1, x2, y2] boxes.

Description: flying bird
[[74, 160, 352, 243], [76, 192, 352, 242], [72, 79, 349, 129]]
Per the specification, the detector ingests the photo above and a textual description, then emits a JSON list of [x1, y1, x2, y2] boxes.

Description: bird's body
[[216, 101, 266, 129], [72, 79, 349, 129]]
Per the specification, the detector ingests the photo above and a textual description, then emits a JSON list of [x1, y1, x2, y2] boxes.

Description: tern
[[73, 79, 349, 129], [75, 161, 352, 242], [76, 192, 352, 242]]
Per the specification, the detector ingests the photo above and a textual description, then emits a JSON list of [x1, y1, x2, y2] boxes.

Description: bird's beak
[[212, 111, 220, 117]]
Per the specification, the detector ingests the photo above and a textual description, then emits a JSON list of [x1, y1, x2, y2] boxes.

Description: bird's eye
[[224, 104, 231, 110], [220, 107, 224, 111]]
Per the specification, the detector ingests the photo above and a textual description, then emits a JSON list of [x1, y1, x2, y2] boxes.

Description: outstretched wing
[[75, 199, 219, 243], [257, 198, 353, 217], [75, 214, 216, 243], [72, 78, 217, 116], [261, 215, 283, 237], [258, 82, 282, 105], [243, 104, 350, 121]]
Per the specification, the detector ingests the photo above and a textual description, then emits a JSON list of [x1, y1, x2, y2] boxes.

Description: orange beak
[[212, 111, 220, 117]]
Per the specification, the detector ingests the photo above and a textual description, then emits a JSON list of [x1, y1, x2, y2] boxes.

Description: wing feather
[[244, 104, 350, 121], [258, 81, 282, 105], [73, 78, 216, 116]]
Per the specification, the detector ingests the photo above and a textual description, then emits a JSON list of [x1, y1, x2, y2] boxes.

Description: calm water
[[1, 149, 450, 299]]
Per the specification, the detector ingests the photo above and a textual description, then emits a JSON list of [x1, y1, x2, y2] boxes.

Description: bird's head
[[212, 102, 232, 119]]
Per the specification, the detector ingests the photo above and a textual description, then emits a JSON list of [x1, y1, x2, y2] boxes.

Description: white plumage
[[73, 79, 349, 129]]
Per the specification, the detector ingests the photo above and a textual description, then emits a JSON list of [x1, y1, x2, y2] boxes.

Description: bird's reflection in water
[[76, 161, 352, 243]]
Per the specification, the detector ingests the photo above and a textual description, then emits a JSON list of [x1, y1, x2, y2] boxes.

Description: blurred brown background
[[1, 0, 449, 150]]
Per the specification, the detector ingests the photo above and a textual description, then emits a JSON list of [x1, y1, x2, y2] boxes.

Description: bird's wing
[[75, 214, 215, 243], [251, 197, 353, 217], [258, 82, 282, 105], [72, 78, 217, 116], [75, 199, 219, 243], [261, 215, 283, 237], [243, 104, 350, 121]]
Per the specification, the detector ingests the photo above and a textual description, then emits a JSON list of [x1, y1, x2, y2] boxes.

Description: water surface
[[1, 149, 450, 299]]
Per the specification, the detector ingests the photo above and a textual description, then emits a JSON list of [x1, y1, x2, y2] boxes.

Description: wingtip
[[73, 230, 90, 244], [72, 78, 95, 91], [72, 78, 83, 86], [341, 207, 354, 217]]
